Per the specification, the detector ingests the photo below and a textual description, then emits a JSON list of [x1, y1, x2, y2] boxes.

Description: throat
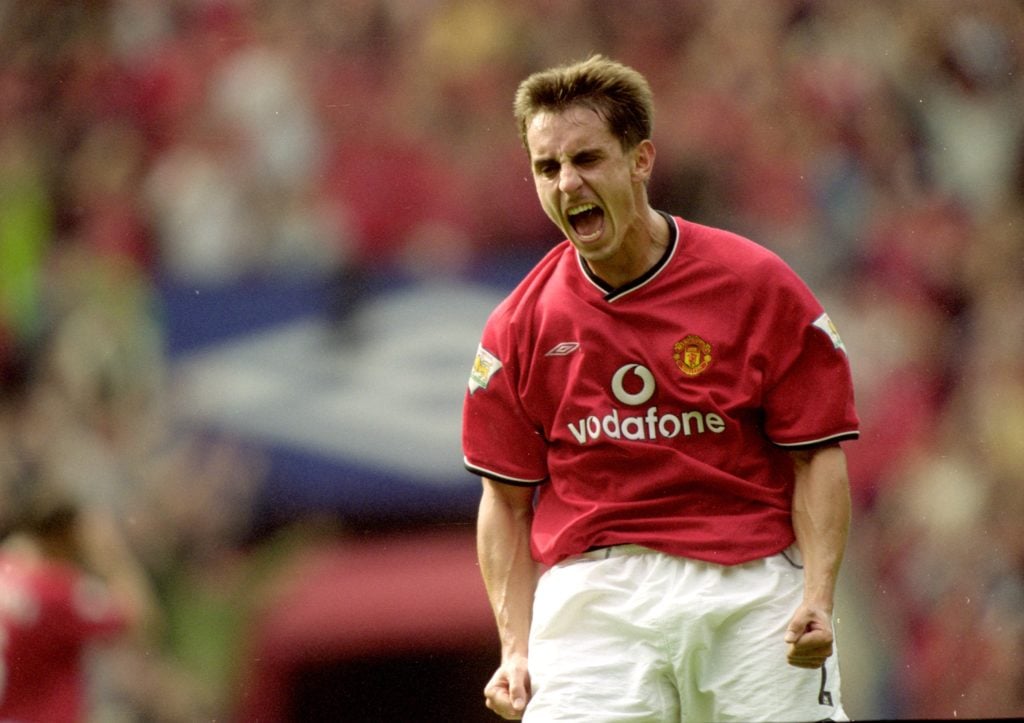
[[585, 218, 670, 289]]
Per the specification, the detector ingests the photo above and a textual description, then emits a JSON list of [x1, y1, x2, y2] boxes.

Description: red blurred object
[[234, 530, 495, 721]]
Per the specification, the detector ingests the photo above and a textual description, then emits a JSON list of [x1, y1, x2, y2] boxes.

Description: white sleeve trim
[[463, 457, 546, 486], [772, 430, 860, 448]]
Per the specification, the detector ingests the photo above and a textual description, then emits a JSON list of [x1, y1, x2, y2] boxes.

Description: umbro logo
[[546, 342, 580, 356]]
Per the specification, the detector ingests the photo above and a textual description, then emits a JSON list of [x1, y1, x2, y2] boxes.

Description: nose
[[558, 163, 582, 193]]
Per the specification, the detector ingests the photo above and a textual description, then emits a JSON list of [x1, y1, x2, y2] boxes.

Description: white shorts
[[524, 545, 847, 722]]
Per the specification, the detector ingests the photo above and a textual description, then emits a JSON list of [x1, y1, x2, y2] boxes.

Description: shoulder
[[485, 241, 575, 330], [678, 219, 793, 279], [676, 218, 816, 303]]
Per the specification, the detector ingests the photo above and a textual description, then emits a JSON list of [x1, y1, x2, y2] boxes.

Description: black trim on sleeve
[[772, 431, 860, 451], [464, 461, 546, 487]]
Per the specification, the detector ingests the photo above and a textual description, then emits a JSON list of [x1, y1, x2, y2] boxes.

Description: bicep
[[482, 476, 536, 507], [789, 444, 848, 482], [788, 444, 851, 531]]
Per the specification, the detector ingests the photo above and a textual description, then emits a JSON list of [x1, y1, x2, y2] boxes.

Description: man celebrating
[[462, 55, 858, 721]]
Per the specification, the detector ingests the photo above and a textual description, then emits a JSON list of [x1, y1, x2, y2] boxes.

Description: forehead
[[525, 105, 618, 159]]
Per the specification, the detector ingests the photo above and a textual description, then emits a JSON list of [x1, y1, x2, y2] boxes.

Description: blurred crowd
[[1, 0, 1023, 719]]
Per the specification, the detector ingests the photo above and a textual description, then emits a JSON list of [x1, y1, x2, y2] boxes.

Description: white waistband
[[577, 544, 655, 560]]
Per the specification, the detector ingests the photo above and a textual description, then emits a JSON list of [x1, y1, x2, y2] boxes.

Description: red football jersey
[[0, 552, 127, 723], [463, 215, 859, 566]]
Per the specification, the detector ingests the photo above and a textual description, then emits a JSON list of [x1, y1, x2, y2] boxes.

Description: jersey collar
[[578, 211, 679, 301]]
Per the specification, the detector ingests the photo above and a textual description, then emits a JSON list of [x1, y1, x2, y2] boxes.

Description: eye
[[534, 161, 559, 179], [572, 151, 600, 167]]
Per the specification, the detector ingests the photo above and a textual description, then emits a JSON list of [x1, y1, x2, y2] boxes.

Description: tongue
[[572, 208, 604, 238]]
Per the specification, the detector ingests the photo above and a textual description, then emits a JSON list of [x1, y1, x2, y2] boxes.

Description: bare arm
[[76, 505, 163, 642], [784, 443, 851, 668], [477, 477, 540, 719]]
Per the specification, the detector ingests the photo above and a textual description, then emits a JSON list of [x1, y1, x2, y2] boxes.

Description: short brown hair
[[513, 55, 654, 151]]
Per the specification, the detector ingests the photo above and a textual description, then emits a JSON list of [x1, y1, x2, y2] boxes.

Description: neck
[[587, 207, 668, 288]]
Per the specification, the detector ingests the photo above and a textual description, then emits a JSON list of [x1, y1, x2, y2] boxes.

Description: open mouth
[[567, 202, 605, 241]]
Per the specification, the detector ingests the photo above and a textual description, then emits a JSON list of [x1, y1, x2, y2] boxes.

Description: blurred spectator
[[0, 122, 52, 350], [0, 473, 157, 722]]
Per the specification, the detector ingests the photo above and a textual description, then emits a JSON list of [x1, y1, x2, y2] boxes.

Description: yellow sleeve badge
[[812, 312, 847, 353], [469, 344, 503, 393]]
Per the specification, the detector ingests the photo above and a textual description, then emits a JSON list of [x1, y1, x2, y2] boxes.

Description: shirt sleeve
[[462, 307, 549, 485], [757, 262, 860, 447]]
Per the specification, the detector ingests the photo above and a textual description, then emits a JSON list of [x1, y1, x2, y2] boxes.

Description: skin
[[477, 102, 852, 718], [525, 105, 669, 289], [785, 444, 851, 669], [478, 478, 537, 720]]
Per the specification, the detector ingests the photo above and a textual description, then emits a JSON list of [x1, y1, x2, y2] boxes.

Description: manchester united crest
[[673, 335, 712, 377]]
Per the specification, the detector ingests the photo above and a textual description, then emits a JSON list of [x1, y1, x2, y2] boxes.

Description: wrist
[[801, 590, 835, 615]]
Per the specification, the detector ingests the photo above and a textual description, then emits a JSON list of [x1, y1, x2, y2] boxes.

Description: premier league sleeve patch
[[812, 312, 847, 353], [469, 344, 503, 393]]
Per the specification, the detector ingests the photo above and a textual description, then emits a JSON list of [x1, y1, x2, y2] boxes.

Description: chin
[[575, 236, 615, 258]]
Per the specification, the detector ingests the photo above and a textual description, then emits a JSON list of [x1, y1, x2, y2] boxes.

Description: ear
[[631, 139, 656, 183]]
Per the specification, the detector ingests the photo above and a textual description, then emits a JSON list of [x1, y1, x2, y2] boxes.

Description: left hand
[[784, 602, 835, 669]]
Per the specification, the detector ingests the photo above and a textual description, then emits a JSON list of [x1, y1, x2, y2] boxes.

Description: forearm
[[790, 445, 851, 612], [477, 479, 539, 660], [76, 506, 162, 640]]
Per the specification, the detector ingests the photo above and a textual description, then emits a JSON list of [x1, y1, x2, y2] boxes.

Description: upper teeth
[[568, 203, 597, 216]]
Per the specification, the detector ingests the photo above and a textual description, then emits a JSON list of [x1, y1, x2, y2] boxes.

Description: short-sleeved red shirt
[[463, 215, 858, 566], [0, 552, 127, 723]]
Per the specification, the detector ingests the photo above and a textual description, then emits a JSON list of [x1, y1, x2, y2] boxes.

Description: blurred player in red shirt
[[0, 480, 154, 722]]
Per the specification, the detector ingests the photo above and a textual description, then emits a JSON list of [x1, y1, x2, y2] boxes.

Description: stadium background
[[1, 0, 1022, 719]]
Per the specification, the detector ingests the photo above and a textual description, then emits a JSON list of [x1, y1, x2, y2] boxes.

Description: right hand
[[783, 601, 835, 669], [484, 654, 531, 719]]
